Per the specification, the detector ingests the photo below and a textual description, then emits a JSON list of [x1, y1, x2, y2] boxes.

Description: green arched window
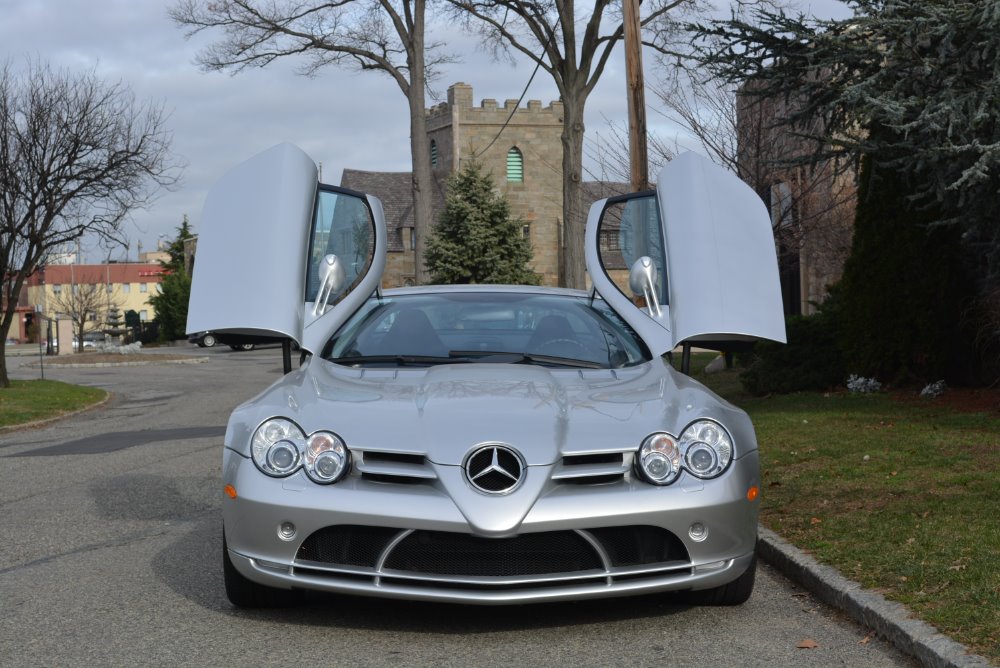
[[506, 147, 524, 183]]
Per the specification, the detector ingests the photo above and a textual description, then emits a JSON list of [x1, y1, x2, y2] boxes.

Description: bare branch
[[0, 59, 179, 383]]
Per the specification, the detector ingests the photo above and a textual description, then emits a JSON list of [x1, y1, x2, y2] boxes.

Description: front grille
[[589, 526, 687, 566], [297, 525, 398, 566], [383, 530, 603, 576], [296, 525, 688, 577]]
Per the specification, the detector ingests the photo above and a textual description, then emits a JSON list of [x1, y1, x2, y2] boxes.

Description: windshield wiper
[[331, 354, 459, 367], [448, 350, 604, 369]]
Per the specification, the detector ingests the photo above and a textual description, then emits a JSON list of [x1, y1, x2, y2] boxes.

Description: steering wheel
[[534, 338, 589, 358]]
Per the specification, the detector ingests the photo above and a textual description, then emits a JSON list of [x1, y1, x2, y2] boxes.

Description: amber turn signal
[[224, 484, 237, 499], [746, 486, 759, 502]]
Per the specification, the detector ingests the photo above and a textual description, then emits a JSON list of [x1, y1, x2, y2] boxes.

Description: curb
[[23, 356, 209, 369], [758, 526, 994, 667]]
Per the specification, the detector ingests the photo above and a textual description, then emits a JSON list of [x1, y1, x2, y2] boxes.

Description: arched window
[[506, 147, 524, 183], [430, 139, 438, 167]]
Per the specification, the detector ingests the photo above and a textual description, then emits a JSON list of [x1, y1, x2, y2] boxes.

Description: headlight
[[637, 420, 734, 485], [303, 431, 349, 484], [637, 433, 682, 485], [679, 419, 733, 479], [251, 418, 304, 477]]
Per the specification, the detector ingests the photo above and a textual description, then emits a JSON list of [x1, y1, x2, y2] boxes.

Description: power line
[[472, 55, 545, 159]]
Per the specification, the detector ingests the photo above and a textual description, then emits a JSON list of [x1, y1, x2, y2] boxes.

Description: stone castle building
[[342, 83, 626, 288]]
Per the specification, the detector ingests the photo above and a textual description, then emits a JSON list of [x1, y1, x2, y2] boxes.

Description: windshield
[[324, 292, 650, 369]]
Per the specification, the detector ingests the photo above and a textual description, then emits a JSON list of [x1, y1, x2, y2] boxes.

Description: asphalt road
[[0, 347, 917, 667]]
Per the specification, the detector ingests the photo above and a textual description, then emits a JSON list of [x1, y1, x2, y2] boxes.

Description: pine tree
[[692, 0, 1000, 382], [148, 216, 194, 341], [839, 148, 975, 383], [425, 163, 538, 285]]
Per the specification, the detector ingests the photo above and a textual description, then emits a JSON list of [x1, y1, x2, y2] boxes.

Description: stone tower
[[425, 83, 565, 286]]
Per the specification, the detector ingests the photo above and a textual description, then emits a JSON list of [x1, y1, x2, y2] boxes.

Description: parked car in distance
[[189, 331, 218, 347], [188, 144, 786, 609]]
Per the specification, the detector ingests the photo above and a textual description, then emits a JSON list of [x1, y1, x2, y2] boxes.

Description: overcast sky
[[1, 1, 851, 262]]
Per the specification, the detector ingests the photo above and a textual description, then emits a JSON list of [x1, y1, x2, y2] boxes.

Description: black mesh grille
[[588, 526, 688, 566], [383, 530, 602, 576], [296, 525, 688, 575], [296, 525, 400, 566]]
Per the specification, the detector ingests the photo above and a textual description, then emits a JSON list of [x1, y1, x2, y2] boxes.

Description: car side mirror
[[628, 256, 662, 317], [312, 254, 346, 317]]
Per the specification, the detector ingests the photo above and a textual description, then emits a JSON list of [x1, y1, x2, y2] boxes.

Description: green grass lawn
[[685, 353, 1000, 661], [0, 380, 107, 427]]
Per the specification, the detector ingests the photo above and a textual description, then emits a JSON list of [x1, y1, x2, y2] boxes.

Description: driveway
[[0, 348, 916, 667]]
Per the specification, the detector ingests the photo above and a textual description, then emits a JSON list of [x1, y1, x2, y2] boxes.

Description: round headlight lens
[[251, 418, 304, 477], [679, 420, 733, 478], [638, 432, 681, 485], [304, 431, 349, 484], [685, 443, 718, 474]]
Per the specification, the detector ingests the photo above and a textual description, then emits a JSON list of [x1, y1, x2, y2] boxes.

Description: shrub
[[740, 294, 845, 395]]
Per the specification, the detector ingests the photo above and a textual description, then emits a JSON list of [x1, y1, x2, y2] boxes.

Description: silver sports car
[[187, 144, 786, 607]]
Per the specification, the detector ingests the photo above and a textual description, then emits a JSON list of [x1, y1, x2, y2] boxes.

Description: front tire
[[222, 534, 298, 608], [683, 551, 757, 606], [201, 333, 217, 348]]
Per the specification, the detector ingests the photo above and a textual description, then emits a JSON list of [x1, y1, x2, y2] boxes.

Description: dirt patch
[[892, 386, 1000, 415]]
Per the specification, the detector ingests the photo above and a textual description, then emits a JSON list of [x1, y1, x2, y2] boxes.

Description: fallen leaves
[[796, 639, 820, 649]]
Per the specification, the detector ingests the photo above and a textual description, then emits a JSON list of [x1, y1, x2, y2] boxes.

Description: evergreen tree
[[691, 0, 1000, 382], [425, 163, 538, 285], [839, 147, 975, 383], [163, 215, 195, 272], [148, 217, 194, 341]]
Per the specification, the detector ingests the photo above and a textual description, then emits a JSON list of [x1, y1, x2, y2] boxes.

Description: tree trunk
[[0, 338, 8, 388], [407, 0, 433, 285], [561, 99, 587, 289]]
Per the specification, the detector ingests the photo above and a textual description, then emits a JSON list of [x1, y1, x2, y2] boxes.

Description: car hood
[[229, 359, 752, 466]]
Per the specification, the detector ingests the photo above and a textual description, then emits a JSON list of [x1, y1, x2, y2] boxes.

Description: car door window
[[306, 187, 375, 307], [597, 194, 668, 308]]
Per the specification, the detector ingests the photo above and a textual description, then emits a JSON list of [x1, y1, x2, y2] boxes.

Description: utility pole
[[623, 0, 649, 192]]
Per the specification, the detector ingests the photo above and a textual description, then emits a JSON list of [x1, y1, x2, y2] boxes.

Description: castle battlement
[[425, 83, 562, 127]]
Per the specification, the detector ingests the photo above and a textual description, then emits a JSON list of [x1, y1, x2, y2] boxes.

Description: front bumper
[[222, 448, 760, 604]]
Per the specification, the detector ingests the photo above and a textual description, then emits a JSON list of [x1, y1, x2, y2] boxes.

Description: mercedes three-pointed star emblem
[[464, 443, 525, 495]]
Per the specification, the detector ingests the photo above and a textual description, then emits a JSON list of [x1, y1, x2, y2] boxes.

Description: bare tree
[[585, 116, 673, 185], [646, 63, 855, 309], [48, 274, 123, 350], [0, 60, 178, 386], [170, 0, 455, 284], [446, 0, 694, 289]]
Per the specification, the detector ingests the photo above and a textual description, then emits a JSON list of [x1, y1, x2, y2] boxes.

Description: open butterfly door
[[585, 152, 786, 357], [187, 143, 386, 354]]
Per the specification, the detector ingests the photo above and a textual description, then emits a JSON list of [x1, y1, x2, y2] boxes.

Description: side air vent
[[354, 450, 436, 484], [552, 451, 632, 484]]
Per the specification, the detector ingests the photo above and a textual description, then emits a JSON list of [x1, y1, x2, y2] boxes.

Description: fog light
[[693, 560, 726, 572], [277, 521, 297, 541], [689, 522, 708, 542]]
